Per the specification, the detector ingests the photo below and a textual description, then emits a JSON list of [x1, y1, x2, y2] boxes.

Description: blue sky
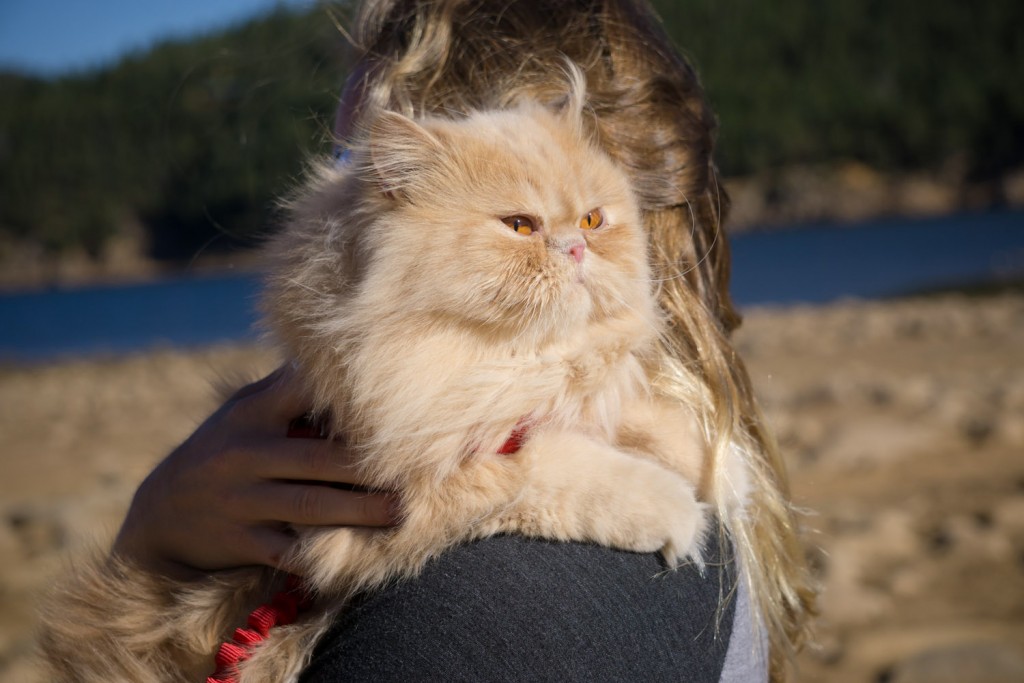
[[0, 0, 313, 76]]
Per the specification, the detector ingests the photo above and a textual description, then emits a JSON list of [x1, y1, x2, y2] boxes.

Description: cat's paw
[[507, 431, 709, 567], [658, 498, 708, 569], [602, 466, 708, 568]]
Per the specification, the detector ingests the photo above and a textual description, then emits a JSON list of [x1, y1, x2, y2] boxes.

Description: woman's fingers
[[248, 438, 364, 484], [122, 360, 402, 575], [251, 481, 399, 528], [230, 365, 314, 428], [112, 360, 404, 575], [240, 525, 302, 570], [250, 482, 398, 528]]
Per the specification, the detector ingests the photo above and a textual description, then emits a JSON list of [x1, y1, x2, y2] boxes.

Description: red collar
[[496, 420, 531, 455], [289, 413, 532, 455]]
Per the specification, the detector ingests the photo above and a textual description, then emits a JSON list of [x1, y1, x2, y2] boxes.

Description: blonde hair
[[339, 0, 816, 677]]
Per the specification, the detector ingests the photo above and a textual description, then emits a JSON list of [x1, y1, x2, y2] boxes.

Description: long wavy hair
[[336, 0, 816, 677]]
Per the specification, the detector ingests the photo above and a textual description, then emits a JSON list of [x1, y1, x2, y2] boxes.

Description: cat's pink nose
[[567, 241, 586, 264]]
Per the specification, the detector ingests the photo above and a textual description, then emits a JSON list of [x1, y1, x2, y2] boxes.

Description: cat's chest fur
[[330, 309, 657, 466]]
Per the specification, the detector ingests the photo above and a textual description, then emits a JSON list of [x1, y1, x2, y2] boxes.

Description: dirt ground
[[1, 293, 1021, 682]]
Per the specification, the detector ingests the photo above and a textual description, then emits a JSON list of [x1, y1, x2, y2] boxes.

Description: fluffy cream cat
[[40, 84, 725, 683]]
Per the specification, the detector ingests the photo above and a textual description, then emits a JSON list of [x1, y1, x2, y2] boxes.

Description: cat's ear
[[366, 111, 446, 200]]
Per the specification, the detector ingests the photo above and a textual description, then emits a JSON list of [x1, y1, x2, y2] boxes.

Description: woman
[[46, 1, 814, 681]]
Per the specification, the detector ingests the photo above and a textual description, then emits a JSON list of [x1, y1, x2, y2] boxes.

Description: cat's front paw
[[608, 468, 708, 568], [508, 431, 709, 568]]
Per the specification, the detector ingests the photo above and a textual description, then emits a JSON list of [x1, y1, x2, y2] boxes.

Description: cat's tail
[[38, 550, 268, 683]]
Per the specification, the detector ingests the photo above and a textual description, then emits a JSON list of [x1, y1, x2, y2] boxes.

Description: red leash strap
[[205, 576, 311, 683]]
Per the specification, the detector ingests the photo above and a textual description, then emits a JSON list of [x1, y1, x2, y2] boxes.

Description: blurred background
[[0, 1, 1021, 681]]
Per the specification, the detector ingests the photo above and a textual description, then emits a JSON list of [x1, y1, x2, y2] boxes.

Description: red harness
[[206, 414, 529, 682]]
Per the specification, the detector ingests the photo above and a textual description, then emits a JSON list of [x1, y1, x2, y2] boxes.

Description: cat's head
[[270, 92, 655, 360], [346, 99, 653, 346]]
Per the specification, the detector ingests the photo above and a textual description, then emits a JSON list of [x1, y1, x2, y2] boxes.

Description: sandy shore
[[1, 294, 1022, 682]]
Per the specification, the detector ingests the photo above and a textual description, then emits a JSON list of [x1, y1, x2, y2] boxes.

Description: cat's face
[[330, 104, 652, 348]]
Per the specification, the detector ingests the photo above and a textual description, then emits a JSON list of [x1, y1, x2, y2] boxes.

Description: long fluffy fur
[[40, 95, 745, 682]]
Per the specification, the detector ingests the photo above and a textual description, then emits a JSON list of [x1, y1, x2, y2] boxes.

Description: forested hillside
[[1, 0, 1021, 269], [0, 7, 349, 262], [657, 0, 1023, 177]]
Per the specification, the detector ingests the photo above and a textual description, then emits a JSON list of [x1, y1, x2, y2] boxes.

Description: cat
[[40, 79, 723, 683]]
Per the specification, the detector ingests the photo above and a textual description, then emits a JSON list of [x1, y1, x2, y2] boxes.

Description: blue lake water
[[728, 209, 1023, 305], [1, 209, 1021, 363]]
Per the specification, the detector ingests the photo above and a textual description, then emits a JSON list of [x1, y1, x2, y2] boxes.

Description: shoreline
[[725, 162, 1024, 233], [2, 165, 1022, 294]]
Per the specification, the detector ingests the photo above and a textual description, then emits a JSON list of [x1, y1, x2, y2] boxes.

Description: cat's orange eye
[[579, 209, 604, 230], [502, 215, 535, 236]]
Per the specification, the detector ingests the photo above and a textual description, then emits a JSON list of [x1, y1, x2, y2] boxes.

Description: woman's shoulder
[[300, 533, 740, 682]]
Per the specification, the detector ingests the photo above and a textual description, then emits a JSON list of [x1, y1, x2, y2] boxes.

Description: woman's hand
[[112, 366, 397, 579]]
